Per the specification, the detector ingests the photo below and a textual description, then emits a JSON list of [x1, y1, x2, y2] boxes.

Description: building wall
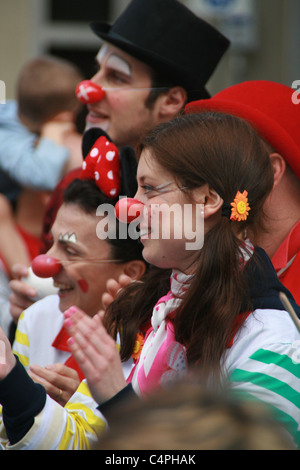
[[0, 0, 38, 99], [0, 0, 299, 100]]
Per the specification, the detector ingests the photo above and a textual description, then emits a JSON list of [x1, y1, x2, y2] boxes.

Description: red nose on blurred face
[[115, 198, 145, 223], [31, 254, 62, 278], [75, 80, 106, 104]]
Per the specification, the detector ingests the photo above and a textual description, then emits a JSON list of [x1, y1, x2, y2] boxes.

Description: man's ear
[[122, 259, 146, 280], [192, 184, 223, 219], [156, 86, 187, 121], [269, 153, 286, 188]]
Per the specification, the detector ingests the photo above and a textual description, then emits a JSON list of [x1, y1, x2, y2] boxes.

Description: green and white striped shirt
[[0, 306, 299, 449], [224, 308, 300, 448]]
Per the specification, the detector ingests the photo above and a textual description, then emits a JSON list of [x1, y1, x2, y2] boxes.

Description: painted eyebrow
[[96, 48, 132, 76], [106, 54, 132, 76], [50, 231, 84, 254], [58, 232, 77, 243], [96, 44, 109, 63], [57, 238, 77, 247]]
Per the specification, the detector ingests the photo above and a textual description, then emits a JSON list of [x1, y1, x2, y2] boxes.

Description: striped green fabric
[[229, 347, 300, 447], [249, 349, 300, 378], [230, 369, 300, 408], [230, 389, 300, 447]]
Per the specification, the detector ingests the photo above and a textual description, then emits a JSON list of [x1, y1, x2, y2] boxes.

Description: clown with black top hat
[[76, 0, 230, 148], [8, 0, 229, 334]]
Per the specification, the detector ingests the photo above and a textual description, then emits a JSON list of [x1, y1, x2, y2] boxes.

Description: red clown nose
[[75, 80, 105, 104], [31, 254, 62, 278], [115, 198, 144, 223]]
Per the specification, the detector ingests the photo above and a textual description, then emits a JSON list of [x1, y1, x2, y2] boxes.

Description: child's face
[[135, 149, 203, 274]]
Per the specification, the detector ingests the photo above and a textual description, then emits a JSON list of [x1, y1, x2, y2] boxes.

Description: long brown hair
[[104, 112, 274, 378]]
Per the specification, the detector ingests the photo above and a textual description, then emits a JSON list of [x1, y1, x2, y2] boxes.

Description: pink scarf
[[128, 239, 254, 397], [128, 270, 192, 397]]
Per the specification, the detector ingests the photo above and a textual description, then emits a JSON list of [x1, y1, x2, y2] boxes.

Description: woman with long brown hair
[[65, 112, 300, 445], [0, 113, 299, 449]]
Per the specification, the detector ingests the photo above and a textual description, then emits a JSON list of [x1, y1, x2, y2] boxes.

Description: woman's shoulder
[[243, 308, 299, 343], [225, 307, 300, 369]]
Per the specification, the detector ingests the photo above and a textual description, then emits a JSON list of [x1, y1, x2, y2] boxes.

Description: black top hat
[[90, 0, 230, 100]]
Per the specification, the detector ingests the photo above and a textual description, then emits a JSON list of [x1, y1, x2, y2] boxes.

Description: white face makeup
[[85, 42, 159, 147], [96, 45, 132, 88], [97, 43, 108, 62], [58, 232, 78, 244], [106, 54, 131, 79]]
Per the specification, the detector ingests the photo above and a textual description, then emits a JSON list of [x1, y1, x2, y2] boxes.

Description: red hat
[[185, 80, 300, 180]]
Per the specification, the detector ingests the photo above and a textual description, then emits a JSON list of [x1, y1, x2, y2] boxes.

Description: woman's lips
[[139, 225, 151, 240], [53, 280, 73, 296]]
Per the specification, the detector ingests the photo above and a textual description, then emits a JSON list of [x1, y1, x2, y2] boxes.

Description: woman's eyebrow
[[57, 237, 88, 258], [57, 233, 86, 252]]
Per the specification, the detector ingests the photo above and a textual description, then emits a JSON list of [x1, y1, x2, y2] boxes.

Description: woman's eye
[[141, 185, 156, 195], [65, 247, 78, 257]]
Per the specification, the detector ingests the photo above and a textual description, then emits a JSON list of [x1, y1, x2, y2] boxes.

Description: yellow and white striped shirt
[[0, 379, 107, 450]]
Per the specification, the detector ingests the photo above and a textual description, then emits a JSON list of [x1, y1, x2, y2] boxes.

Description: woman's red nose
[[31, 254, 62, 278], [115, 198, 144, 223]]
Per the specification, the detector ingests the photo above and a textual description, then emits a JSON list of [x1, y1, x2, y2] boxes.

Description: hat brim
[[91, 22, 210, 99], [186, 97, 300, 181]]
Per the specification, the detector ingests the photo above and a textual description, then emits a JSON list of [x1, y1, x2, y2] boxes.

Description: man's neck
[[255, 217, 298, 259], [254, 172, 300, 258]]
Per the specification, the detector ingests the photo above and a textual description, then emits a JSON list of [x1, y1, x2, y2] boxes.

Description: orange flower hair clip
[[132, 332, 145, 362], [230, 190, 251, 222]]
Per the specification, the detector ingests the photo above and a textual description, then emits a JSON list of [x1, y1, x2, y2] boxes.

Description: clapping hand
[[64, 306, 127, 405]]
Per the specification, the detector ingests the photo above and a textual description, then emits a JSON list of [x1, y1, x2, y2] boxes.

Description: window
[[49, 0, 110, 23]]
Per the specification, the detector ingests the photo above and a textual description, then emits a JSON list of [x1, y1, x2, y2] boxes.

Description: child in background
[[0, 55, 83, 194], [0, 55, 83, 333]]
